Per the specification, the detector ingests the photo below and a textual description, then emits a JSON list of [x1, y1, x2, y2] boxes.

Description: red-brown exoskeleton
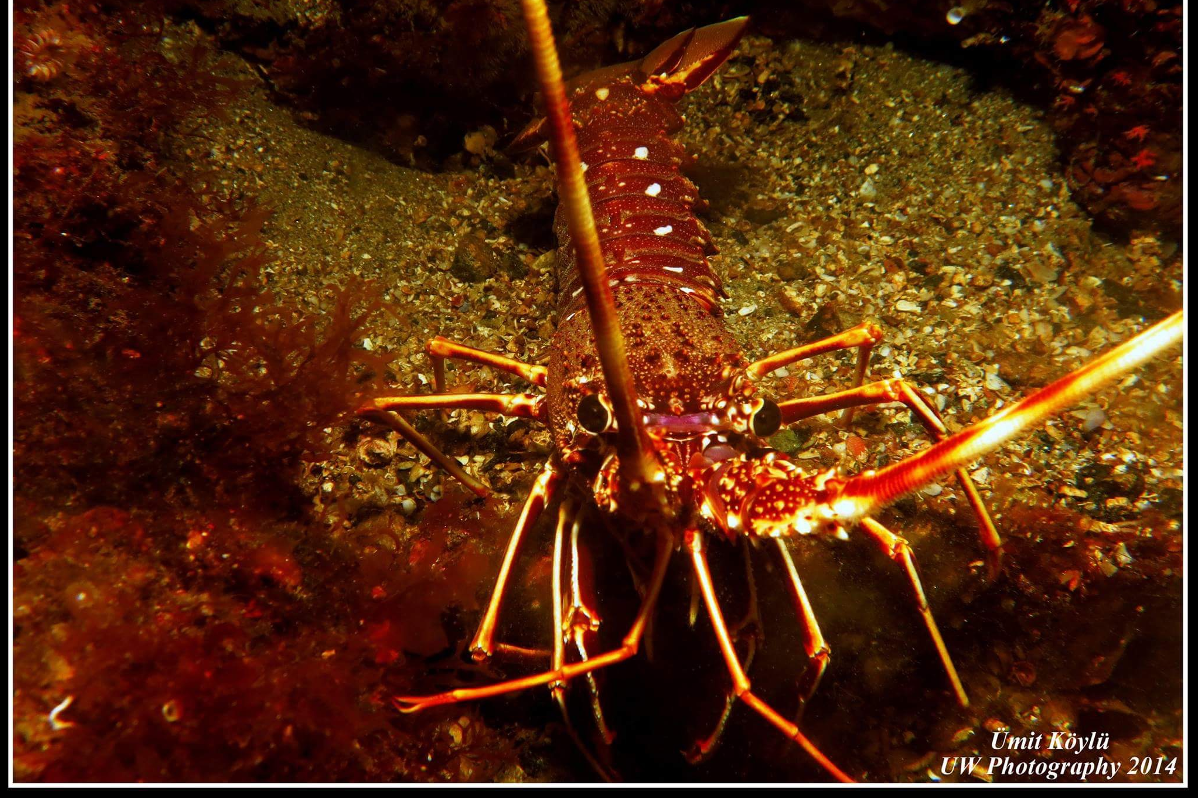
[[359, 3, 1183, 782]]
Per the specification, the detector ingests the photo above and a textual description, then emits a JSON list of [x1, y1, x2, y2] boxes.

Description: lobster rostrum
[[360, 2, 1184, 782]]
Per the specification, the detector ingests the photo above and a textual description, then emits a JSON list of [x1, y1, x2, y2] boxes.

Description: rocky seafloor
[[13, 4, 1183, 785]]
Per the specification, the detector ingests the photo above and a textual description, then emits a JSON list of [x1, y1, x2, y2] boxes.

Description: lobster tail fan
[[638, 27, 696, 77], [511, 17, 750, 154], [639, 17, 750, 95], [516, 0, 661, 487]]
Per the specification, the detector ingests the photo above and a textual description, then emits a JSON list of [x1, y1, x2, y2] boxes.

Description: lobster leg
[[858, 516, 969, 708], [745, 321, 884, 427], [744, 321, 882, 382], [775, 539, 831, 714], [469, 461, 563, 661], [685, 537, 761, 764], [489, 643, 554, 662], [359, 393, 546, 496], [564, 514, 615, 745], [364, 392, 546, 421], [394, 530, 673, 712], [552, 504, 615, 744], [551, 501, 615, 781], [357, 410, 489, 497], [551, 502, 571, 686], [686, 530, 854, 783], [427, 335, 547, 392], [778, 378, 1002, 580]]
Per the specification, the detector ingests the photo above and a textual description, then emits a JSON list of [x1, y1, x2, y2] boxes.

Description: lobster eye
[[577, 394, 611, 434], [751, 399, 782, 437]]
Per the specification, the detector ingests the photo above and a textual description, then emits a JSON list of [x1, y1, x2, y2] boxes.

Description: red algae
[[370, 485, 521, 660], [10, 1, 513, 783], [13, 0, 409, 515], [15, 504, 446, 781]]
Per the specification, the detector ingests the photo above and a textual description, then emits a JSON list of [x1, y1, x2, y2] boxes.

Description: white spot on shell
[[644, 182, 662, 197], [664, 265, 683, 273], [654, 225, 673, 235], [634, 146, 649, 159], [595, 87, 610, 100]]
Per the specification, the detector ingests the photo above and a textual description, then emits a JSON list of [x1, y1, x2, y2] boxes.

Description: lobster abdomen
[[532, 18, 750, 319], [554, 73, 724, 315], [544, 21, 752, 453]]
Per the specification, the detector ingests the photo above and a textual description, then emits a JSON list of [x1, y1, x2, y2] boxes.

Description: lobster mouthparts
[[695, 452, 861, 542]]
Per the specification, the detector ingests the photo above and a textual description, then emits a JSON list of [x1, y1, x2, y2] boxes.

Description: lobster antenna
[[839, 309, 1183, 514], [517, 0, 659, 486]]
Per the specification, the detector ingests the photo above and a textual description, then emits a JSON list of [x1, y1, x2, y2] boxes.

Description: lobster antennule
[[516, 0, 659, 487], [839, 309, 1184, 516]]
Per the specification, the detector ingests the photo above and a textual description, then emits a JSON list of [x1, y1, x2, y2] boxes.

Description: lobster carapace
[[360, 4, 1183, 782]]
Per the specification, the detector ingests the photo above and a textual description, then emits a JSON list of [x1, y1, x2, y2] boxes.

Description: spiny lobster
[[359, 3, 1184, 782]]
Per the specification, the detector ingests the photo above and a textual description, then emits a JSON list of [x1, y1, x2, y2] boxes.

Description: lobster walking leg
[[394, 530, 673, 712], [563, 514, 615, 745], [686, 538, 761, 764], [469, 461, 562, 661], [858, 516, 968, 707], [427, 335, 547, 392], [686, 530, 854, 783], [551, 502, 572, 687], [360, 393, 546, 495], [745, 321, 884, 427], [744, 322, 883, 382], [358, 410, 488, 497], [775, 539, 831, 713], [550, 501, 615, 780], [365, 392, 546, 420], [778, 378, 1003, 578]]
